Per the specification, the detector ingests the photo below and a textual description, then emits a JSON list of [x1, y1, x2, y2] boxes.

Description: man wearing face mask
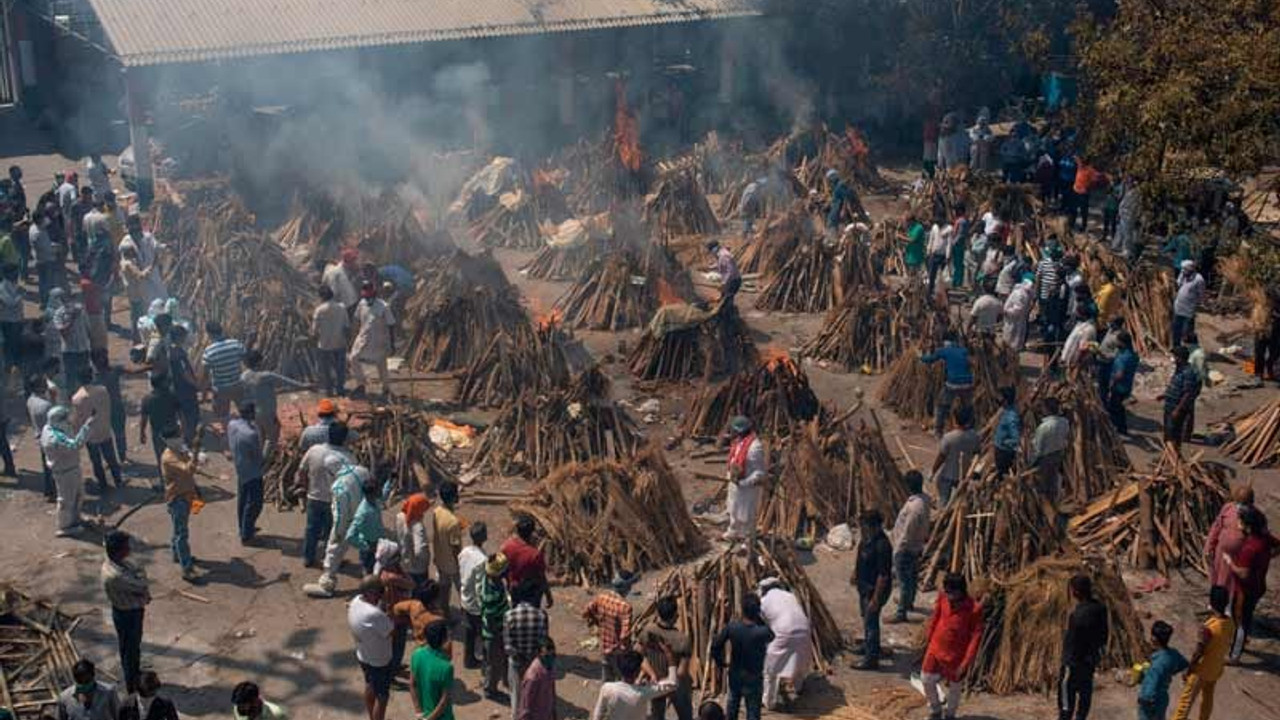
[[41, 404, 93, 536], [58, 660, 120, 720], [517, 637, 558, 720]]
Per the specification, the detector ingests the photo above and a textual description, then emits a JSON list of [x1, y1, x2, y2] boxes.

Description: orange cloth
[[922, 594, 984, 682], [402, 493, 431, 527], [1074, 163, 1102, 195]]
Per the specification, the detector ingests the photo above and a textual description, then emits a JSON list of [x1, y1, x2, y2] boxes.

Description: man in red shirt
[[921, 573, 983, 720], [501, 515, 554, 608], [1225, 505, 1278, 662]]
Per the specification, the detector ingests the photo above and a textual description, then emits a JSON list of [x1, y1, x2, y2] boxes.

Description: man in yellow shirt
[[1095, 269, 1121, 326], [1171, 586, 1236, 720], [160, 428, 201, 582], [431, 481, 464, 615]]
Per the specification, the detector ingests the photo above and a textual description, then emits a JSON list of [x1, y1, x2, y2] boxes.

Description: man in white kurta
[[348, 283, 396, 397], [758, 577, 813, 709], [1002, 275, 1034, 351], [724, 415, 766, 544]]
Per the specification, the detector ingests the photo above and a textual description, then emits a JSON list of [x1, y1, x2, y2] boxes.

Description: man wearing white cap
[[1172, 260, 1205, 347], [757, 578, 812, 710], [724, 416, 766, 544]]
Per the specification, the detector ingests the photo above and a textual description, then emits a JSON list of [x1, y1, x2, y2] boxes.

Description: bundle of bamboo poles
[[402, 250, 530, 372], [163, 220, 321, 379], [770, 124, 889, 194], [264, 437, 307, 509], [151, 178, 256, 244], [921, 469, 1067, 588], [877, 334, 1021, 429], [1223, 397, 1280, 466], [555, 133, 653, 216], [1077, 249, 1175, 354], [819, 412, 910, 523], [628, 304, 759, 382], [1069, 449, 1230, 575], [801, 285, 944, 372], [680, 355, 825, 440], [469, 190, 542, 249], [867, 219, 907, 278], [634, 540, 842, 700], [757, 421, 847, 542], [643, 163, 721, 239], [554, 245, 695, 331], [0, 587, 84, 719], [733, 204, 810, 275], [274, 190, 343, 252], [469, 368, 641, 479], [275, 190, 453, 269], [754, 230, 880, 313], [455, 320, 589, 409], [353, 407, 457, 496], [966, 555, 1147, 694], [979, 377, 1130, 507], [510, 446, 706, 586]]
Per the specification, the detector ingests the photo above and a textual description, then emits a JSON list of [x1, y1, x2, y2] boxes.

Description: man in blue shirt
[[1108, 331, 1139, 436], [1138, 620, 1187, 720], [993, 386, 1022, 478], [921, 332, 974, 437], [200, 321, 246, 434], [228, 403, 264, 544], [1161, 346, 1199, 455]]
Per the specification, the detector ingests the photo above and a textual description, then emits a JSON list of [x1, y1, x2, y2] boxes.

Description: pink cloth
[[1205, 502, 1245, 587], [517, 658, 555, 720]]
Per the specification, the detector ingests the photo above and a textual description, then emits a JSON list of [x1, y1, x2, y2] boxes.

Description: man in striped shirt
[[200, 321, 247, 433], [1035, 244, 1065, 348]]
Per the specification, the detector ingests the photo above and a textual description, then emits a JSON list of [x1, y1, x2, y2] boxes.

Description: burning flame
[[844, 126, 870, 168], [761, 346, 797, 372], [614, 80, 643, 172], [655, 278, 683, 306], [536, 309, 564, 331]]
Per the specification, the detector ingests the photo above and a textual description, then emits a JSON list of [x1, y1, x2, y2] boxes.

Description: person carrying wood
[[724, 416, 766, 545], [921, 573, 983, 720]]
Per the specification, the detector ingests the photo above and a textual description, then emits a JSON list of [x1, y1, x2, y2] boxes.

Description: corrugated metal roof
[[86, 0, 761, 67]]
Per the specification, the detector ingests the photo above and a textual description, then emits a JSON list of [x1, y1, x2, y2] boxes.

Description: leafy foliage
[[1075, 0, 1280, 179]]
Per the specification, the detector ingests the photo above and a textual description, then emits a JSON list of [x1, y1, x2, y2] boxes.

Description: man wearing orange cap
[[323, 248, 361, 310], [302, 398, 341, 450]]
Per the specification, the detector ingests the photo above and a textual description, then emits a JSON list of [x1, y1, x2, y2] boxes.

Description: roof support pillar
[[124, 67, 154, 208]]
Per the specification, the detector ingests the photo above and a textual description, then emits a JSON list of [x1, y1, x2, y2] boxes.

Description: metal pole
[[123, 68, 153, 208]]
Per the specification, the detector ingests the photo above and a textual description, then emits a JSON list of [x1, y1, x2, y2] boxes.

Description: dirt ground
[[0, 148, 1277, 720]]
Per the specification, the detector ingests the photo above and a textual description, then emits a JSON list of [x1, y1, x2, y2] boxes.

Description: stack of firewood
[[921, 469, 1067, 588], [554, 245, 695, 331], [1069, 448, 1230, 575], [966, 555, 1148, 694], [819, 412, 910, 523], [1078, 248, 1175, 354], [0, 588, 85, 720], [455, 320, 589, 409], [266, 405, 456, 508], [554, 133, 653, 216], [680, 355, 825, 440], [801, 285, 944, 372], [878, 334, 1021, 431], [643, 163, 721, 239], [163, 219, 321, 379], [510, 446, 706, 586], [469, 189, 542, 249], [521, 212, 613, 281], [469, 367, 641, 479], [755, 229, 880, 313], [867, 219, 907, 278], [1223, 397, 1280, 466], [402, 250, 530, 372], [635, 540, 843, 700], [628, 304, 759, 382], [979, 377, 1130, 507], [757, 422, 848, 541], [733, 204, 810, 275]]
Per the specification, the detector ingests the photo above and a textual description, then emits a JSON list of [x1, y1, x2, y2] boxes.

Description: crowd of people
[[0, 126, 1273, 720]]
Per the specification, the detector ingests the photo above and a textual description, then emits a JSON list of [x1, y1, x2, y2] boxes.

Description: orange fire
[[525, 296, 564, 329], [761, 346, 797, 372], [614, 80, 643, 172], [655, 277, 683, 306], [844, 126, 870, 168]]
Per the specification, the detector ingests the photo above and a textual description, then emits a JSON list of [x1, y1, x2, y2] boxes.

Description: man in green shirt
[[411, 620, 455, 720], [904, 216, 926, 276]]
